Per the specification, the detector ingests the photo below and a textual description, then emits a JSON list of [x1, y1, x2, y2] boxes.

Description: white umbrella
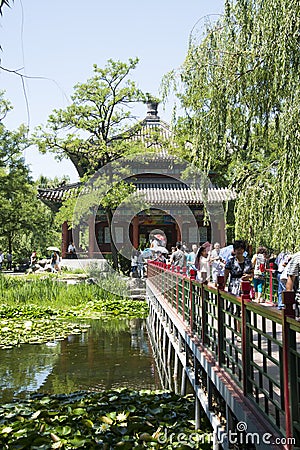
[[47, 246, 60, 252], [219, 245, 233, 262], [154, 246, 169, 254]]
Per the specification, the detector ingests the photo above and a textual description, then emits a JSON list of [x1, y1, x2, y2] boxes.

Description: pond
[[0, 318, 161, 403]]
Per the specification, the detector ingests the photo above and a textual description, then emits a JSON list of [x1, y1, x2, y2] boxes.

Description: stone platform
[[60, 258, 109, 272]]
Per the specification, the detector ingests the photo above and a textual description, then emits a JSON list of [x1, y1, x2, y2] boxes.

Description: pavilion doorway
[[138, 225, 177, 251]]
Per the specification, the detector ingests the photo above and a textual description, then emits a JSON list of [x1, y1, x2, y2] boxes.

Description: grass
[[0, 273, 130, 311], [0, 273, 148, 347]]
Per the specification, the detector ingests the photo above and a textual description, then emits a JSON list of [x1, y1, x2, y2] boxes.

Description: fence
[[147, 260, 300, 447]]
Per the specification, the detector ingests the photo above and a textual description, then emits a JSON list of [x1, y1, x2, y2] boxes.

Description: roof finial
[[145, 94, 160, 120]]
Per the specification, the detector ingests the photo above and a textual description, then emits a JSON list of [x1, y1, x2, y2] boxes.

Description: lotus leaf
[[0, 389, 213, 449]]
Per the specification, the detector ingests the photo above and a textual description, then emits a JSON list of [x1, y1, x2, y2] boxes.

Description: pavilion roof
[[38, 181, 236, 206], [38, 103, 236, 208]]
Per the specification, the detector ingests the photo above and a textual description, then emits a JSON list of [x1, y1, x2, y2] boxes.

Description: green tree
[[34, 58, 148, 269], [34, 58, 145, 177], [164, 0, 300, 252], [0, 95, 60, 262]]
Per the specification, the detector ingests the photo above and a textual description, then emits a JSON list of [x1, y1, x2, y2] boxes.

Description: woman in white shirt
[[195, 244, 210, 284]]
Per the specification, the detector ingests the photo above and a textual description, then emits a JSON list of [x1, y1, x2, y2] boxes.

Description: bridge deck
[[146, 261, 300, 450]]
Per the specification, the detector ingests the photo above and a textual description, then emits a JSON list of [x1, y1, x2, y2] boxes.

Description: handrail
[[147, 260, 300, 448]]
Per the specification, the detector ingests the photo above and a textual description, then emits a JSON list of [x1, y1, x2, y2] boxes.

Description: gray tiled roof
[[38, 182, 236, 206], [136, 183, 236, 205], [38, 104, 236, 207]]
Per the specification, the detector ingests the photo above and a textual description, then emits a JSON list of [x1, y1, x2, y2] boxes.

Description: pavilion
[[38, 102, 235, 257]]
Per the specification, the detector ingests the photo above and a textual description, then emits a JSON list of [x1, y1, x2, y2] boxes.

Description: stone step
[[130, 288, 146, 294], [130, 294, 146, 300]]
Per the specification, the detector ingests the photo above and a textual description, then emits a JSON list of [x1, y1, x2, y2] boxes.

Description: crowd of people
[[133, 238, 300, 315]]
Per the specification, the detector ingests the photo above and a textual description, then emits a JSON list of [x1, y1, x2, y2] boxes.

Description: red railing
[[147, 260, 300, 448]]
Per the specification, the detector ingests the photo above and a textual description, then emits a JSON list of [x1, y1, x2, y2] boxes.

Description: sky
[[0, 0, 224, 182]]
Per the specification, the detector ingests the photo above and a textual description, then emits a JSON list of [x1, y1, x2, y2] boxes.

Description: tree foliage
[[0, 94, 60, 261], [34, 58, 146, 178], [34, 58, 150, 269], [164, 0, 300, 251]]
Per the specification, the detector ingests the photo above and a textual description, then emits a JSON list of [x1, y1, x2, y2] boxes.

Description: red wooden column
[[132, 216, 139, 249], [88, 216, 95, 258], [62, 221, 68, 258]]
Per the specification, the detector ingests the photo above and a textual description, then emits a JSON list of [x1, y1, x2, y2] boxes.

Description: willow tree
[[164, 0, 300, 252]]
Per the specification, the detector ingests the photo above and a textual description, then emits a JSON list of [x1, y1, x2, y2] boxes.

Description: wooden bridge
[[146, 261, 300, 450]]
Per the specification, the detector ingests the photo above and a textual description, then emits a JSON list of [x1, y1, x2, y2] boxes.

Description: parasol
[[47, 246, 60, 252], [219, 245, 233, 262], [154, 246, 169, 254]]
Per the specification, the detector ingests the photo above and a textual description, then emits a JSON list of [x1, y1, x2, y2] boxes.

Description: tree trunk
[[8, 233, 12, 254]]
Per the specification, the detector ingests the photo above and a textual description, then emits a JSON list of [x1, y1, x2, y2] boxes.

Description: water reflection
[[0, 318, 161, 403]]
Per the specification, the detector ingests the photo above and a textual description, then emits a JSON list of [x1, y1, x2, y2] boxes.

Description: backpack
[[254, 253, 266, 277]]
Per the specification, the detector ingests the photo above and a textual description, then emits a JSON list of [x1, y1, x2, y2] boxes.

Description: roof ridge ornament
[[145, 100, 159, 121]]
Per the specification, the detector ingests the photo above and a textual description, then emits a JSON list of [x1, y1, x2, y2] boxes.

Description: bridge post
[[195, 395, 202, 429], [282, 291, 295, 447], [269, 262, 274, 303], [217, 276, 225, 365], [181, 341, 188, 396], [190, 278, 197, 332], [201, 283, 207, 345], [182, 276, 185, 322], [174, 354, 179, 395], [282, 290, 296, 319], [175, 270, 179, 314], [241, 280, 251, 396]]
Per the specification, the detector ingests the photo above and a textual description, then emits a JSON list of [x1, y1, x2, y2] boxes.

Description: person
[[169, 247, 176, 262], [6, 252, 12, 271], [0, 250, 4, 270], [30, 251, 37, 267], [275, 250, 291, 309], [251, 246, 268, 303], [51, 251, 60, 273], [170, 242, 184, 269], [154, 251, 167, 264], [137, 251, 145, 279], [186, 244, 198, 274], [210, 242, 225, 285], [194, 244, 210, 283], [131, 249, 139, 278], [68, 242, 76, 258], [285, 251, 300, 318], [279, 255, 293, 291], [224, 240, 253, 296]]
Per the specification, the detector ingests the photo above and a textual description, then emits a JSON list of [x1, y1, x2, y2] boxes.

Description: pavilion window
[[97, 227, 111, 244], [115, 227, 124, 244], [104, 227, 111, 244]]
